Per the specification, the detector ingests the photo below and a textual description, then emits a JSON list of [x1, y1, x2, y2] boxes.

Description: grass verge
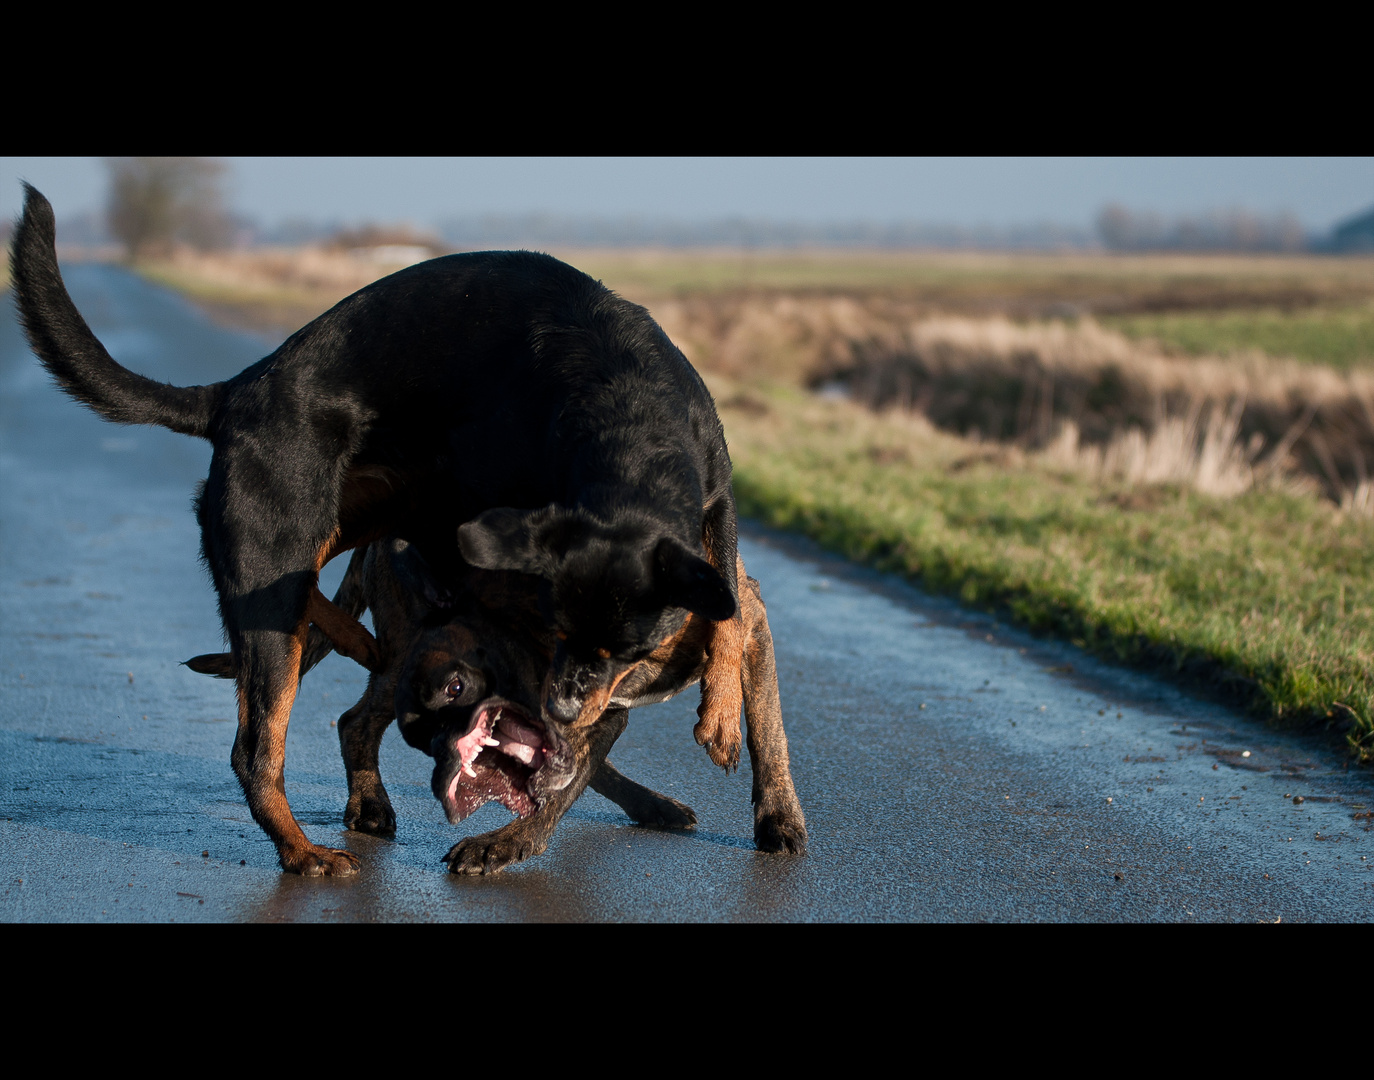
[[1105, 303, 1374, 370], [132, 260, 356, 339], [715, 379, 1374, 762]]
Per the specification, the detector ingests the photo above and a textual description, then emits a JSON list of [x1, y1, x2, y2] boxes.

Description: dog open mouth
[[432, 698, 562, 824]]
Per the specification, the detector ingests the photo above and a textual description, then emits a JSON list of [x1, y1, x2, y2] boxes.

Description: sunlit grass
[[1105, 303, 1374, 370], [716, 379, 1374, 760]]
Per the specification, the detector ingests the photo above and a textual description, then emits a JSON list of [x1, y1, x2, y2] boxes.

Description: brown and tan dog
[[191, 539, 806, 873]]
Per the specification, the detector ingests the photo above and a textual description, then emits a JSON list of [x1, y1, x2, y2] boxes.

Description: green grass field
[[1105, 303, 1374, 369]]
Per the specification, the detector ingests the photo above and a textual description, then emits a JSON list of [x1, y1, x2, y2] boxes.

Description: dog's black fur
[[12, 185, 749, 875]]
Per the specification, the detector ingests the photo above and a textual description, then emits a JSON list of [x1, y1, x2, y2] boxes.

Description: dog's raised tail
[[9, 183, 222, 440]]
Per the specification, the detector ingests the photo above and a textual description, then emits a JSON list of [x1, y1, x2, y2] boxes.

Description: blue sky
[[3, 157, 1371, 233]]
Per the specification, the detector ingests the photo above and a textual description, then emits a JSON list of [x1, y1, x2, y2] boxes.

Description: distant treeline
[[1095, 204, 1369, 253], [31, 205, 1374, 255], [430, 215, 1098, 251], [258, 206, 1374, 253]]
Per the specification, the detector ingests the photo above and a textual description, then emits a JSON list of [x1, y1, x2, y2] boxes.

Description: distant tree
[[1097, 203, 1308, 253], [327, 222, 444, 254], [104, 157, 231, 260], [1329, 205, 1374, 253]]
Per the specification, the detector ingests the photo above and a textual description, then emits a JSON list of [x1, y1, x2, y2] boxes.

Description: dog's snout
[[544, 692, 581, 724]]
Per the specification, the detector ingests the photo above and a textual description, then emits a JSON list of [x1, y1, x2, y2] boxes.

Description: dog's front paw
[[754, 804, 807, 856], [632, 795, 698, 830], [279, 844, 362, 876], [444, 828, 547, 875], [694, 702, 742, 773], [344, 792, 397, 837]]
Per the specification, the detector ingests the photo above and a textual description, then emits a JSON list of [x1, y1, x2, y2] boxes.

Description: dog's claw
[[698, 731, 741, 773], [694, 700, 743, 773]]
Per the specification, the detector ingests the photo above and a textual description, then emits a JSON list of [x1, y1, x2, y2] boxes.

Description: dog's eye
[[597, 647, 611, 659], [444, 677, 463, 699]]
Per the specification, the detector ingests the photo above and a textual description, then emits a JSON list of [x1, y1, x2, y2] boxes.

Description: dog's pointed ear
[[388, 540, 455, 611], [459, 506, 573, 576], [653, 537, 736, 621]]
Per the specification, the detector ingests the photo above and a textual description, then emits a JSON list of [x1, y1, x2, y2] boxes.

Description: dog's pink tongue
[[494, 716, 543, 765]]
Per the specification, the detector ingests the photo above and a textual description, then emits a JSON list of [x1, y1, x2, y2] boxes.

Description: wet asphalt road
[[2, 264, 1373, 922]]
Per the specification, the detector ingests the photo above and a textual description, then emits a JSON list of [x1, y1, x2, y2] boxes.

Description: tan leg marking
[[694, 552, 747, 771], [237, 605, 361, 876], [307, 588, 381, 671]]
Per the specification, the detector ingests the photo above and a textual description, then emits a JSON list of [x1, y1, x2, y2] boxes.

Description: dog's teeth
[[483, 737, 500, 747], [463, 763, 477, 778]]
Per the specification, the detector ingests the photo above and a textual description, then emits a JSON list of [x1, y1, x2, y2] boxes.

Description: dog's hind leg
[[212, 468, 363, 874], [738, 568, 807, 854], [183, 547, 375, 683], [338, 670, 398, 837], [230, 611, 361, 876], [590, 755, 697, 830], [307, 587, 381, 672]]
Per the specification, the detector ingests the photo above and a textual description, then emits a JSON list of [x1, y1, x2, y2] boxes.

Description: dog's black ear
[[459, 507, 550, 574], [653, 537, 736, 621], [388, 540, 455, 611], [184, 653, 237, 679], [458, 505, 579, 577]]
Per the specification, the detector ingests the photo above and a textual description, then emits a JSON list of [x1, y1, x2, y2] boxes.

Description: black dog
[[192, 538, 807, 872], [12, 185, 751, 875]]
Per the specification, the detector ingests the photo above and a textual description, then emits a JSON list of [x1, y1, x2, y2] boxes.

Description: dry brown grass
[[814, 314, 1374, 508], [133, 245, 435, 338], [159, 245, 406, 293]]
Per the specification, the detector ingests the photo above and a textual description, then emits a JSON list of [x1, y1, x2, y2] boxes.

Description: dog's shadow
[[562, 806, 755, 850]]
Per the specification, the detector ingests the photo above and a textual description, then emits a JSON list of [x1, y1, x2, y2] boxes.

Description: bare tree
[[104, 157, 231, 260]]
